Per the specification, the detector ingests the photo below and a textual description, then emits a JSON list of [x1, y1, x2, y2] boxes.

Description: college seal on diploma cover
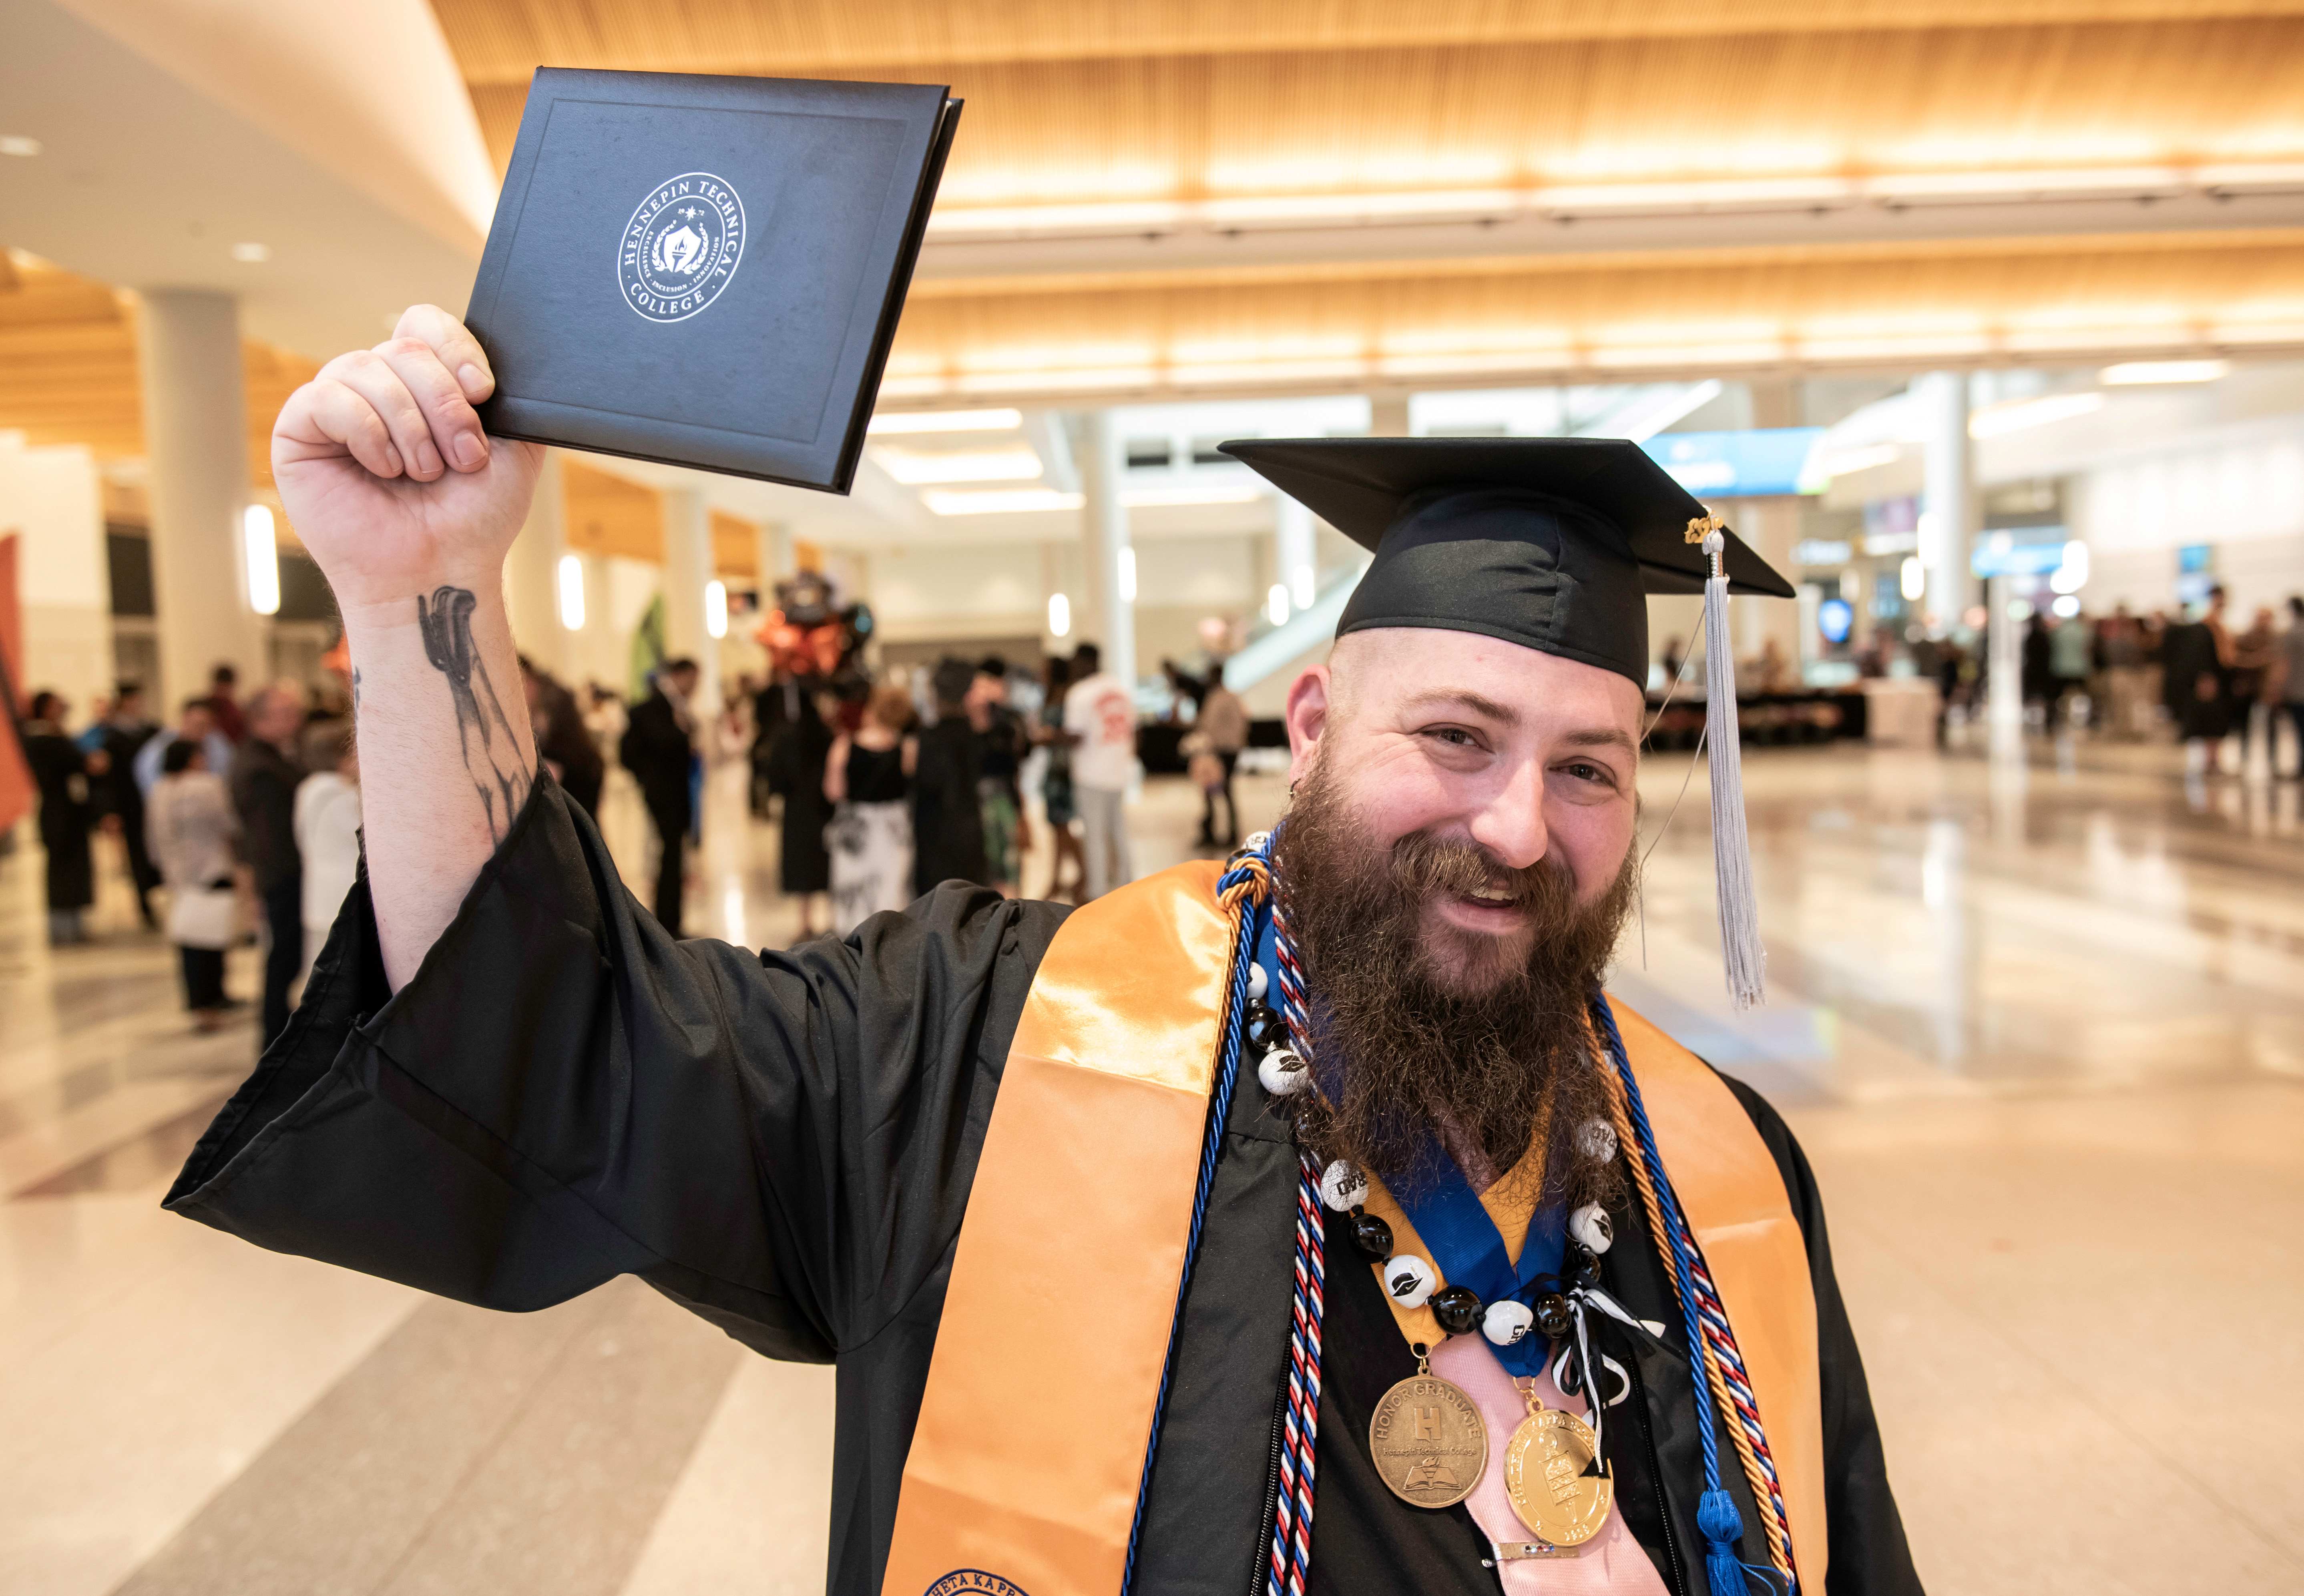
[[617, 172, 747, 323]]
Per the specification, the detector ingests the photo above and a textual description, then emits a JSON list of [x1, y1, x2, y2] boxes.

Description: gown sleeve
[[1717, 1075, 1926, 1596], [164, 776, 1064, 1363]]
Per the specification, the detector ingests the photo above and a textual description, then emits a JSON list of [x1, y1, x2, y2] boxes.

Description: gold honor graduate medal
[[1368, 1358, 1487, 1510], [1503, 1387, 1615, 1548]]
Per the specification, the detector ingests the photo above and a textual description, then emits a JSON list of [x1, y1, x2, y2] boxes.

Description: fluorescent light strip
[[922, 161, 2304, 239], [925, 488, 1084, 516], [871, 445, 1043, 484], [867, 407, 1022, 435], [1968, 390, 2106, 438], [2101, 359, 2230, 385], [1119, 483, 1265, 508]]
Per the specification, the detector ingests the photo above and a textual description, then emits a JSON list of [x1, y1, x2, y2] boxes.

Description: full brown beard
[[1273, 753, 1638, 1209]]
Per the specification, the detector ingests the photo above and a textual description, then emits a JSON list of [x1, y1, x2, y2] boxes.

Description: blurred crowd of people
[[17, 665, 364, 1044], [2008, 588, 2304, 775], [743, 642, 1155, 939]]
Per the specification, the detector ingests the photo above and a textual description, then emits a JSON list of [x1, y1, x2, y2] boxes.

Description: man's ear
[[1284, 665, 1332, 787]]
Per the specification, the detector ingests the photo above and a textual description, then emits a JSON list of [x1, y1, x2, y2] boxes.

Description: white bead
[[1483, 1298, 1535, 1347], [1578, 1118, 1619, 1163], [1381, 1254, 1437, 1310], [1243, 830, 1272, 853], [1569, 1202, 1614, 1255], [1258, 1047, 1310, 1096], [1247, 963, 1268, 1002], [1569, 1203, 1614, 1255], [1319, 1160, 1368, 1213]]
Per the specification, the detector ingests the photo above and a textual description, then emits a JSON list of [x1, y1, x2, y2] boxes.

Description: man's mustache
[[1389, 831, 1577, 909]]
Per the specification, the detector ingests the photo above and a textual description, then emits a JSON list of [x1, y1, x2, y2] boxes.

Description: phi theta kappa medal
[[1368, 1351, 1486, 1510], [1504, 1383, 1615, 1547]]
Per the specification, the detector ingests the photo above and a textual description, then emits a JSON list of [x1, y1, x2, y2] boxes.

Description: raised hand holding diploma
[[273, 303, 544, 989]]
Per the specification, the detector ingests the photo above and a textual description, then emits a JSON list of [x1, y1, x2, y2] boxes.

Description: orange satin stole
[[879, 863, 1825, 1596]]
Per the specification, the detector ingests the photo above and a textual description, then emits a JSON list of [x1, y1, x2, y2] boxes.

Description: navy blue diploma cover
[[465, 68, 960, 493]]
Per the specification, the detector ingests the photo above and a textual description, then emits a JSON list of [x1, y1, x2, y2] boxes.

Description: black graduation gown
[[165, 781, 1921, 1596]]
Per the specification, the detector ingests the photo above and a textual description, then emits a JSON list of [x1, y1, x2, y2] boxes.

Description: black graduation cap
[[1218, 437, 1794, 687], [1222, 434, 1788, 1008]]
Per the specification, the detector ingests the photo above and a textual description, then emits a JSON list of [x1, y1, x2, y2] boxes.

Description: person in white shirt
[[1060, 642, 1137, 899], [293, 721, 363, 988]]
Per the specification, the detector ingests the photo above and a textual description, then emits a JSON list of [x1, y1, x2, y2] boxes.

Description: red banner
[[0, 535, 32, 836]]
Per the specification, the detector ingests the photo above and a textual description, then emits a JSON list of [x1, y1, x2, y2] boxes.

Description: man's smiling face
[[1281, 626, 1645, 996]]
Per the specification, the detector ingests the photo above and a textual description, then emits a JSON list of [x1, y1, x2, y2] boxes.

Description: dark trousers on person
[[179, 945, 227, 1011], [123, 819, 160, 929], [259, 875, 303, 1048], [1198, 751, 1239, 849], [649, 803, 688, 938]]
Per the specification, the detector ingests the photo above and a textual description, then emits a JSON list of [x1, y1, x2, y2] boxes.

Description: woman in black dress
[[764, 679, 836, 937], [23, 691, 98, 944], [910, 658, 987, 896]]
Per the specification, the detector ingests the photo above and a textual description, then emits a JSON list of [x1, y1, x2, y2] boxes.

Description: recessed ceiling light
[[231, 242, 271, 263], [0, 135, 41, 157], [867, 407, 1022, 435], [2099, 359, 2230, 385]]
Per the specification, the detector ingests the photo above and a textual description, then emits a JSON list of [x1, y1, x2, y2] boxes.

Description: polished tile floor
[[2, 736, 2300, 1595]]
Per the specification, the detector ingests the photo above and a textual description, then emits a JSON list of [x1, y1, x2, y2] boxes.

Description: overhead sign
[[1641, 427, 1830, 498], [1971, 528, 2072, 578]]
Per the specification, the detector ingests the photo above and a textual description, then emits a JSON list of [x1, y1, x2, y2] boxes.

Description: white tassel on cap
[[1691, 518, 1766, 1009]]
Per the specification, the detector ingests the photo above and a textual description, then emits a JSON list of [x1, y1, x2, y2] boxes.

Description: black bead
[[1430, 1285, 1484, 1337], [1246, 1003, 1282, 1044], [1533, 1292, 1575, 1339], [1350, 1211, 1394, 1261], [1563, 1244, 1601, 1287]]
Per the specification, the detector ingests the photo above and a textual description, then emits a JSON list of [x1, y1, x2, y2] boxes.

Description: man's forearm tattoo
[[416, 585, 532, 842]]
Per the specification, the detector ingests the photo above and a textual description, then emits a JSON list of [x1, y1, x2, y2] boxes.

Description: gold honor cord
[[1600, 1054, 1795, 1590]]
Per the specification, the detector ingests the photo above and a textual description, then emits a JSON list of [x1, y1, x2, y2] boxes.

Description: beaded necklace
[[1131, 831, 1797, 1596]]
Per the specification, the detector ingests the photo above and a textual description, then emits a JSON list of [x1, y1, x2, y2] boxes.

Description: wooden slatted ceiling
[[0, 253, 315, 495], [435, 0, 2304, 81], [881, 229, 2304, 395], [452, 16, 2304, 190], [559, 470, 757, 573], [711, 510, 758, 579], [562, 460, 662, 562]]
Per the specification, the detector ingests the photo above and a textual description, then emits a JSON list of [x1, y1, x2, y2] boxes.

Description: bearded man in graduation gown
[[168, 307, 1924, 1596]]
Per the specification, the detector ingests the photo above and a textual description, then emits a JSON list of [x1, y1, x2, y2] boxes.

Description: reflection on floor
[[2, 744, 2301, 1595]]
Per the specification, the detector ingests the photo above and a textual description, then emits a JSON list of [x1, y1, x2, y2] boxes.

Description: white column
[[1081, 411, 1135, 688], [501, 450, 568, 675], [139, 290, 265, 706], [1918, 371, 1976, 630], [661, 486, 719, 715], [1737, 378, 1806, 670], [753, 520, 792, 606], [0, 441, 111, 719], [1274, 494, 1317, 616]]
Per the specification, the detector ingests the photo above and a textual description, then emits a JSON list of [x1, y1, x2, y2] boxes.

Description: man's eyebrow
[[1562, 727, 1639, 757], [1399, 690, 1521, 727]]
